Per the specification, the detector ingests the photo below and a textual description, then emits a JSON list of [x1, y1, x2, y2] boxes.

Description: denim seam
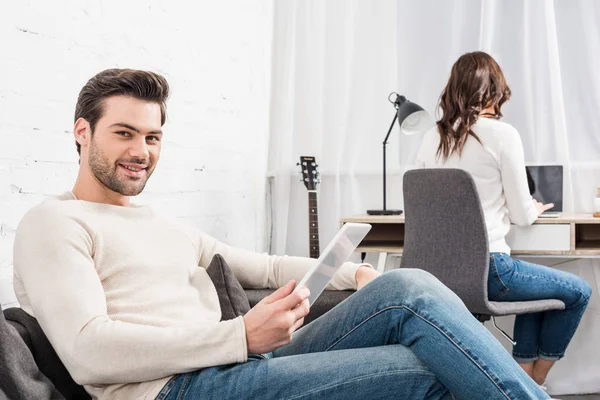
[[489, 256, 510, 298], [512, 355, 538, 364], [538, 352, 561, 361], [176, 374, 193, 400], [154, 376, 177, 400], [324, 305, 512, 400], [512, 351, 539, 358], [284, 369, 440, 400], [538, 350, 563, 357], [511, 270, 591, 301]]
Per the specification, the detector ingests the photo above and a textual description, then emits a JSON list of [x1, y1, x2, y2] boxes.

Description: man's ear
[[74, 118, 91, 149]]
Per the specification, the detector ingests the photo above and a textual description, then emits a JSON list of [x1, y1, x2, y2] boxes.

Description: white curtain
[[269, 0, 600, 394]]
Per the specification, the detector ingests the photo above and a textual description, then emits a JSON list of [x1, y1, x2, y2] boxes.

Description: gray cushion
[[206, 254, 251, 321], [1, 308, 65, 400], [3, 308, 89, 399]]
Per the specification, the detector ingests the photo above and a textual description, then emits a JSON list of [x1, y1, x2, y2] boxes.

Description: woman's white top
[[415, 117, 538, 254]]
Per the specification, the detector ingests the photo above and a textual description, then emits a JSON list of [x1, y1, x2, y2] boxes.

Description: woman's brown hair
[[436, 51, 511, 160]]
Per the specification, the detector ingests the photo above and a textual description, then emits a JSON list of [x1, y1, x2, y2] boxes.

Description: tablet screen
[[295, 222, 371, 305]]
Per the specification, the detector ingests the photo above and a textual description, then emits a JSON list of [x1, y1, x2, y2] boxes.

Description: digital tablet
[[294, 222, 372, 305]]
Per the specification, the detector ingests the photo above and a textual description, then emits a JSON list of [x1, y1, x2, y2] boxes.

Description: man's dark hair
[[74, 69, 170, 155]]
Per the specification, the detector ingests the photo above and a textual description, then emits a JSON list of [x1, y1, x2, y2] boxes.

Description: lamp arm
[[382, 112, 399, 146], [382, 111, 398, 210]]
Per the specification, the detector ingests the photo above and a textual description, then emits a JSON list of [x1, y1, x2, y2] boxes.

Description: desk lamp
[[367, 93, 434, 215]]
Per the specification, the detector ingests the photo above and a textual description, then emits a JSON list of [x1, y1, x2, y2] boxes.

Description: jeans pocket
[[489, 255, 510, 299]]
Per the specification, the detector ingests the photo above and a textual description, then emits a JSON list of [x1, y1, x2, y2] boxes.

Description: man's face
[[87, 96, 163, 197]]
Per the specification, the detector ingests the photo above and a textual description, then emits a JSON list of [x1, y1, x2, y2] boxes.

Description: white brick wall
[[0, 0, 273, 307]]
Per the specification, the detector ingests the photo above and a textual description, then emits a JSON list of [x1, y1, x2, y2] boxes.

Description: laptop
[[294, 222, 371, 306], [525, 165, 563, 218]]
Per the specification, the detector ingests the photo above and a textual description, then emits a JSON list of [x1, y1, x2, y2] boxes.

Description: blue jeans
[[157, 269, 548, 399], [488, 253, 592, 363]]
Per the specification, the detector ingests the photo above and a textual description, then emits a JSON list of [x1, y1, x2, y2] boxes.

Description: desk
[[340, 213, 600, 272]]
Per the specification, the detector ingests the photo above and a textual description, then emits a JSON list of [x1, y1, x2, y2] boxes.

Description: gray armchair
[[401, 168, 565, 342], [1, 286, 352, 399]]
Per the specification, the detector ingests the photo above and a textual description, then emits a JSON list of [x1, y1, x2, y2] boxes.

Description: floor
[[559, 395, 600, 400]]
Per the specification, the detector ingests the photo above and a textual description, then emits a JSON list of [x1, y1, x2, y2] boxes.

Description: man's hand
[[356, 266, 381, 290], [243, 280, 310, 354], [533, 199, 554, 215]]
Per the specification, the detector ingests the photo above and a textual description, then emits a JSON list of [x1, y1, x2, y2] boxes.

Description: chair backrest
[[401, 168, 492, 314]]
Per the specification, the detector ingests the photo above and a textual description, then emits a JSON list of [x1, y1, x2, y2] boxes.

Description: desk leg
[[376, 252, 388, 273], [360, 252, 366, 263]]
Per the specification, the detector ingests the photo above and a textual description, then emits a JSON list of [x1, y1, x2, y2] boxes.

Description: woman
[[416, 51, 592, 388]]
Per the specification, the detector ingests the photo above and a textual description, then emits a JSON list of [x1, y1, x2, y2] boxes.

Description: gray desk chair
[[401, 168, 565, 344]]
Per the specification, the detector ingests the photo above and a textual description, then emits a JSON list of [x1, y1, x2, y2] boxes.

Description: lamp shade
[[396, 98, 435, 135]]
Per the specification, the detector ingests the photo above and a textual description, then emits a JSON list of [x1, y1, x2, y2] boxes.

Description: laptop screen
[[525, 165, 563, 212]]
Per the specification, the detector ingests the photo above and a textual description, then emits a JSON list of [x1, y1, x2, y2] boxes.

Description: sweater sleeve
[[499, 127, 539, 226], [13, 206, 247, 386], [195, 231, 368, 291]]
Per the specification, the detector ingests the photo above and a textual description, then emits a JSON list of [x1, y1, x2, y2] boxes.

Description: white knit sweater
[[13, 192, 362, 400], [415, 117, 539, 254]]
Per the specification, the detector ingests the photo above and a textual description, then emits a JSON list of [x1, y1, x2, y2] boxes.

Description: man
[[13, 69, 549, 399]]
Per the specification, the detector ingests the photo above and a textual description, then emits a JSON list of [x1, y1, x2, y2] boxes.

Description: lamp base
[[366, 209, 403, 216]]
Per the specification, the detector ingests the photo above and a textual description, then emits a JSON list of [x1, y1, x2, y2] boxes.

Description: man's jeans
[[157, 269, 548, 399], [489, 252, 592, 363]]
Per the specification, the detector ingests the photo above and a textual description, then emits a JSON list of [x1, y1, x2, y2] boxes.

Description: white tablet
[[294, 222, 372, 306]]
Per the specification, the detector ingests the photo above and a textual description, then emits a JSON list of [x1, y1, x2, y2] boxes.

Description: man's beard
[[88, 139, 153, 197]]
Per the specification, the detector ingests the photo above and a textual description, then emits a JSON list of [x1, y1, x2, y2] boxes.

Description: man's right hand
[[243, 280, 310, 354]]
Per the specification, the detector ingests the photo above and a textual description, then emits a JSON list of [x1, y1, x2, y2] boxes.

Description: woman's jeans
[[488, 252, 592, 363], [157, 269, 548, 400]]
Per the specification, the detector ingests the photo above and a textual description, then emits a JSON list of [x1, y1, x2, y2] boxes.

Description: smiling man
[[12, 69, 549, 400]]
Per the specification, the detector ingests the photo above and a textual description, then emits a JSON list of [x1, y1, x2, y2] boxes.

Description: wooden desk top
[[341, 212, 600, 257], [532, 213, 600, 224], [341, 214, 405, 224], [341, 212, 600, 225]]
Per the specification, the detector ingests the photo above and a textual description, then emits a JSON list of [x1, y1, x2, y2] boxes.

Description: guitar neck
[[308, 191, 320, 258]]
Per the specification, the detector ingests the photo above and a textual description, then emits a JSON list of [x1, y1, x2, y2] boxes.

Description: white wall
[[0, 0, 273, 307]]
